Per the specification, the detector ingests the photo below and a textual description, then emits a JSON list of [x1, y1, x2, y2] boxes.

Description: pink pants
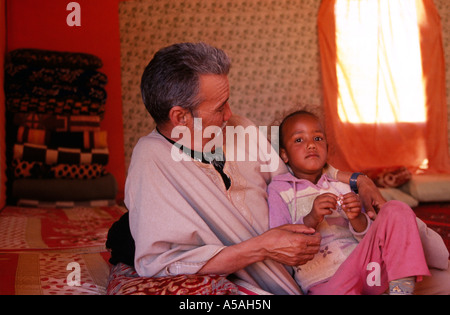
[[308, 200, 431, 295]]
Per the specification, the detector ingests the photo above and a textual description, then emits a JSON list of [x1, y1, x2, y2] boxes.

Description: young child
[[268, 110, 430, 295]]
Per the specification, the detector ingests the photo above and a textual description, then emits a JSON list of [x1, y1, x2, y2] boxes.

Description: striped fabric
[[17, 126, 107, 149], [13, 113, 102, 132], [6, 48, 104, 70], [13, 143, 109, 165]]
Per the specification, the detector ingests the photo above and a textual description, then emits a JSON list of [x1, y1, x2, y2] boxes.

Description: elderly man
[[124, 42, 449, 294]]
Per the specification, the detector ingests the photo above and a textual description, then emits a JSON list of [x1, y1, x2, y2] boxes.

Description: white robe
[[125, 115, 302, 294]]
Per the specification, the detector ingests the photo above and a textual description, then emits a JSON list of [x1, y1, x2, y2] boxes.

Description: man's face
[[188, 74, 232, 151]]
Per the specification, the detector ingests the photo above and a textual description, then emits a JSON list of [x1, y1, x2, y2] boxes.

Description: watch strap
[[350, 172, 364, 194]]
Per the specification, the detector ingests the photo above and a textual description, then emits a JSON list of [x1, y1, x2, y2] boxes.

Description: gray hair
[[140, 42, 231, 124]]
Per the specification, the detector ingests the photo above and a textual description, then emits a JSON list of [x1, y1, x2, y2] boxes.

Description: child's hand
[[340, 192, 362, 220], [304, 193, 337, 229]]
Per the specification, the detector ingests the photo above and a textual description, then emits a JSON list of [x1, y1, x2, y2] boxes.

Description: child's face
[[280, 114, 328, 179]]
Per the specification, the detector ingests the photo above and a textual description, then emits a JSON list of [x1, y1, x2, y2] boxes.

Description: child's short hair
[[278, 110, 321, 149]]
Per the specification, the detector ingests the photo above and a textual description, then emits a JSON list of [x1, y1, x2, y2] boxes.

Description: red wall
[[1, 0, 6, 208], [6, 0, 126, 200]]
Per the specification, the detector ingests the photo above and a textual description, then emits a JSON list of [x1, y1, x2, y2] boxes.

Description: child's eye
[[295, 138, 303, 143], [314, 136, 323, 141]]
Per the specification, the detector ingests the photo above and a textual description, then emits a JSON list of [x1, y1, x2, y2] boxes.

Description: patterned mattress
[[0, 205, 126, 295]]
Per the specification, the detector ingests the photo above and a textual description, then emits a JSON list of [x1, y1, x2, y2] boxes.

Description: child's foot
[[389, 277, 415, 295]]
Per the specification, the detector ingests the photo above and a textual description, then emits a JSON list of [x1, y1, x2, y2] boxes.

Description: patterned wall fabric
[[119, 0, 450, 169], [118, 0, 323, 168]]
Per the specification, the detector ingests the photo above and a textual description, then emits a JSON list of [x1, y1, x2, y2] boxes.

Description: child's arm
[[304, 193, 336, 229], [330, 166, 385, 219], [348, 213, 368, 233], [340, 192, 369, 233]]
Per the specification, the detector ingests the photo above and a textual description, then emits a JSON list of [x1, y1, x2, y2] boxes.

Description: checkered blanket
[[17, 126, 107, 149], [13, 143, 109, 165], [13, 113, 102, 132], [5, 48, 103, 70]]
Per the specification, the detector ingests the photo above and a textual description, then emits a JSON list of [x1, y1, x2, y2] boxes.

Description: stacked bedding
[[4, 49, 117, 206]]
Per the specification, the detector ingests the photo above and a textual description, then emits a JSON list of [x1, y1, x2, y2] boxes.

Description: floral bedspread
[[0, 205, 126, 295], [0, 251, 111, 295], [0, 205, 126, 251]]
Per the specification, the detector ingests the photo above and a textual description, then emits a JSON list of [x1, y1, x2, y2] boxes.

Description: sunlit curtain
[[318, 0, 450, 173]]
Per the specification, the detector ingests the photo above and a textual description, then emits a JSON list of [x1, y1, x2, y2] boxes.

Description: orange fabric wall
[[318, 0, 450, 174], [6, 0, 126, 200]]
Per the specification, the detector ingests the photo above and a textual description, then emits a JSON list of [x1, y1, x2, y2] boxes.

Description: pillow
[[399, 174, 450, 202], [378, 187, 419, 208], [107, 263, 238, 295], [364, 166, 412, 188]]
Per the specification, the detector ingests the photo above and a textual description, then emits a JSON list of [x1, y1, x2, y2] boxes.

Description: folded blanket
[[6, 48, 103, 70], [6, 83, 107, 103], [12, 173, 117, 202], [12, 159, 107, 180], [17, 126, 108, 149], [5, 64, 107, 104], [6, 95, 105, 116], [13, 143, 109, 165], [13, 113, 102, 131], [5, 64, 107, 86]]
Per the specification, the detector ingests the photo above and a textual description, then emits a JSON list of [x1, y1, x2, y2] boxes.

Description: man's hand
[[336, 169, 386, 220], [198, 223, 321, 275], [259, 224, 321, 266], [357, 175, 386, 219]]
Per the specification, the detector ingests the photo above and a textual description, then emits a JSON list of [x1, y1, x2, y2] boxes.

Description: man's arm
[[198, 224, 321, 275]]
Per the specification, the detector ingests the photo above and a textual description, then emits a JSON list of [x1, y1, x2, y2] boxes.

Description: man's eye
[[218, 101, 229, 112]]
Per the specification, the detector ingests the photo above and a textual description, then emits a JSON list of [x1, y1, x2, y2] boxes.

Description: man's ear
[[280, 148, 289, 164], [168, 106, 189, 126]]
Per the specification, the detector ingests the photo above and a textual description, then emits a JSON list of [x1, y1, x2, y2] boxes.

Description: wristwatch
[[350, 172, 365, 194]]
